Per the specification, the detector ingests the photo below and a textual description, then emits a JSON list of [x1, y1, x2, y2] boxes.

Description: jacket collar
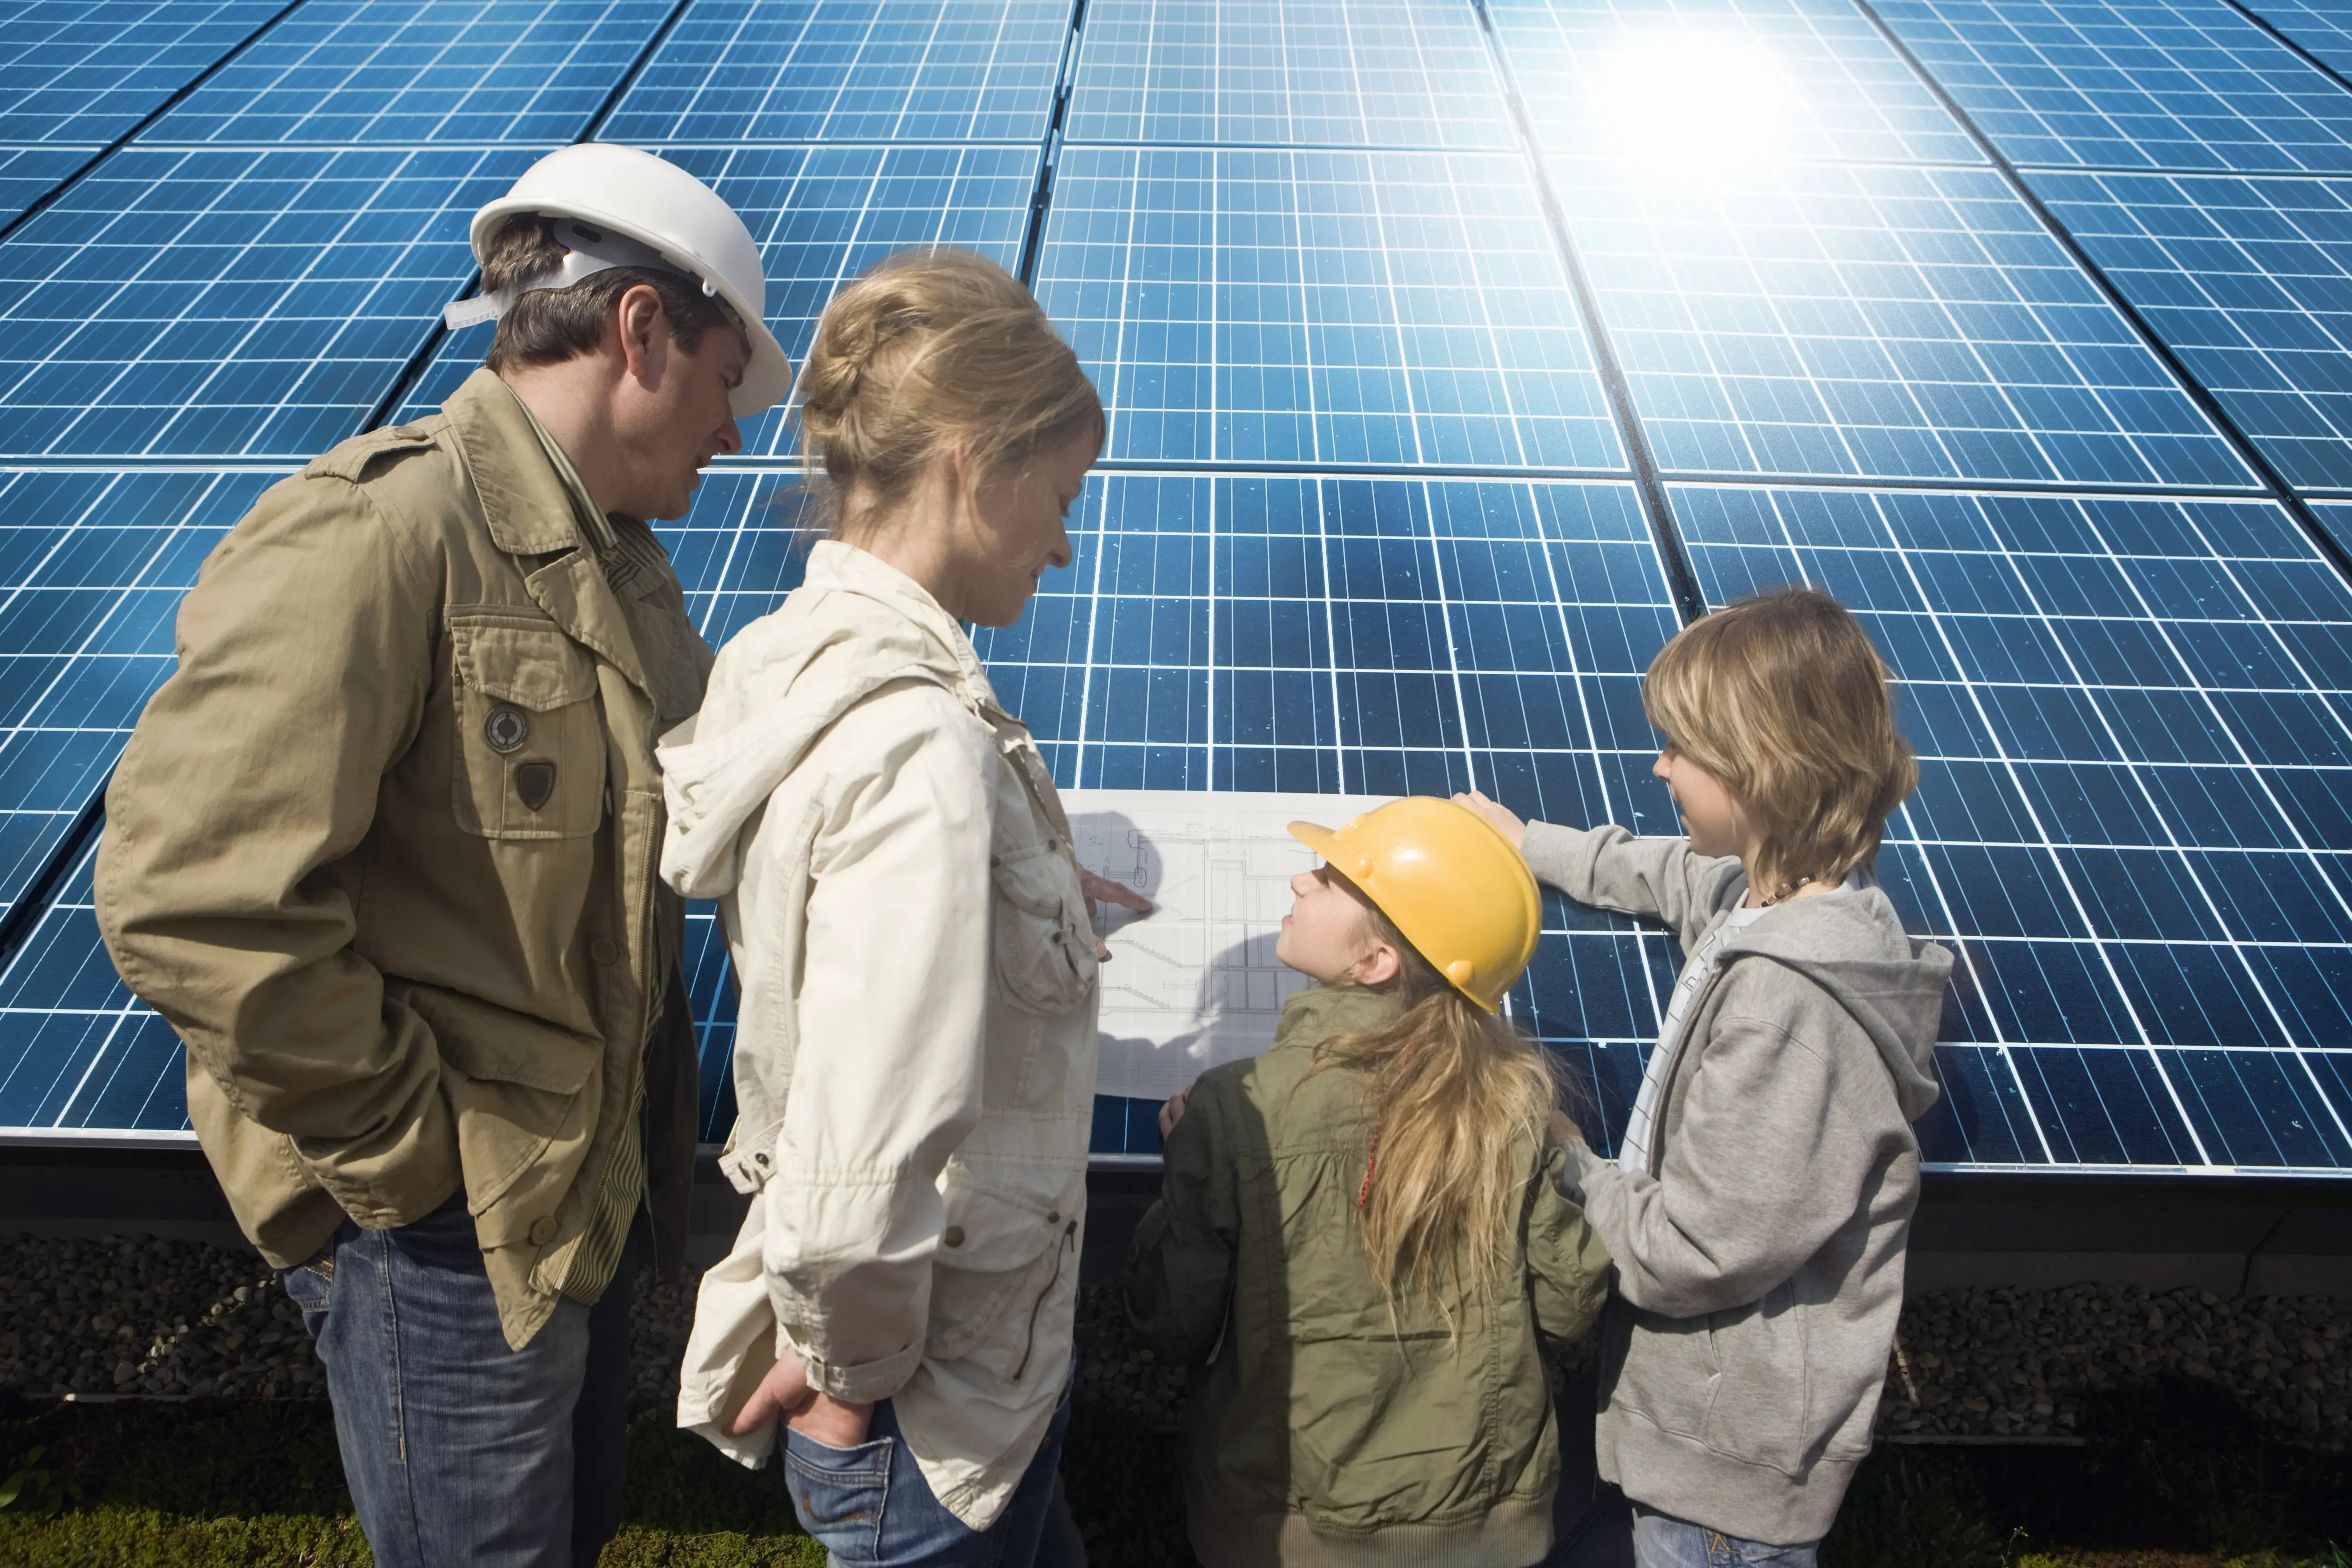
[[803, 540, 1000, 710], [443, 367, 654, 697]]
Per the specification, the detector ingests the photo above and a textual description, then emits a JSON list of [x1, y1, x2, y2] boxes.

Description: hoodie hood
[[657, 542, 983, 901], [1727, 886, 1952, 1121]]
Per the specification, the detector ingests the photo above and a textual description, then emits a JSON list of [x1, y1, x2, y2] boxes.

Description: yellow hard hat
[[1288, 796, 1541, 1013]]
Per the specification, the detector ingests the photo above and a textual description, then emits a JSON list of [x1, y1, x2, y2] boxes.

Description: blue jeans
[[282, 1195, 638, 1568], [1632, 1505, 1817, 1568], [782, 1378, 1080, 1568]]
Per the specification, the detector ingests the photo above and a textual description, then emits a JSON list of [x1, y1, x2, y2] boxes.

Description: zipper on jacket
[[1012, 1220, 1078, 1382]]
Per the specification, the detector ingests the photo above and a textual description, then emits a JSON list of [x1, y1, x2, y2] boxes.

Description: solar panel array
[[0, 0, 2347, 1180]]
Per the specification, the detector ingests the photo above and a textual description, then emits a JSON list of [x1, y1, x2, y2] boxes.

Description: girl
[[1125, 795, 1611, 1568], [659, 248, 1144, 1567]]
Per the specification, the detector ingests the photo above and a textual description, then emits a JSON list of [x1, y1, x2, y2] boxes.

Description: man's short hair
[[480, 216, 749, 372], [1642, 584, 1918, 893]]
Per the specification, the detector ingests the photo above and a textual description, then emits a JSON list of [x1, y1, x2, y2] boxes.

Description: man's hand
[[1453, 790, 1529, 851], [727, 1342, 874, 1448], [1158, 1086, 1190, 1142], [1080, 868, 1154, 960]]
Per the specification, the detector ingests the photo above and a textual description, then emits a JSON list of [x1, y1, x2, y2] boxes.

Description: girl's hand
[[1158, 1087, 1190, 1141], [1080, 868, 1153, 959], [1453, 790, 1528, 851], [727, 1342, 874, 1448]]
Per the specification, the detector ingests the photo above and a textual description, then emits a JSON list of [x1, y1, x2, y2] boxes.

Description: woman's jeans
[[1631, 1505, 1819, 1568], [281, 1195, 639, 1568], [782, 1378, 1081, 1568]]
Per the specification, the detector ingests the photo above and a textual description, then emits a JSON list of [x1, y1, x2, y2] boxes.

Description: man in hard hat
[[95, 144, 790, 1568]]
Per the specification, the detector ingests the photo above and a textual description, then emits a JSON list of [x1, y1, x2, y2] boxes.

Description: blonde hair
[[796, 248, 1102, 539], [1642, 584, 1917, 896], [1316, 894, 1559, 1327]]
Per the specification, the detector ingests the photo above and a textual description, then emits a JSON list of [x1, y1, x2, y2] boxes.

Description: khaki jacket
[[1125, 986, 1613, 1568], [95, 368, 712, 1349], [661, 543, 1099, 1531]]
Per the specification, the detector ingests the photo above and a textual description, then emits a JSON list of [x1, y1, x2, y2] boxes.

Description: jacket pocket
[[989, 842, 1095, 1017], [449, 611, 607, 841], [926, 1177, 1081, 1372], [411, 986, 602, 1241], [1698, 1283, 1810, 1477]]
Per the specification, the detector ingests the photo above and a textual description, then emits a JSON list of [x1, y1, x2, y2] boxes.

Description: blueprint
[[1062, 790, 1391, 1101]]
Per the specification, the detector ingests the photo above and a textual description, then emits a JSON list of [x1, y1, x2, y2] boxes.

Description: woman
[[659, 248, 1143, 1566]]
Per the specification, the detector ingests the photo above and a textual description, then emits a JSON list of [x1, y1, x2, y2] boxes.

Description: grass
[[0, 1376, 2341, 1565]]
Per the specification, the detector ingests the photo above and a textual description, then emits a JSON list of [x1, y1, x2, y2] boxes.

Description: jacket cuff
[[781, 1325, 922, 1406], [1558, 1135, 1612, 1201]]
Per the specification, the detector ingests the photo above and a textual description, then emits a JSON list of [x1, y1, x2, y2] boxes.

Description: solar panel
[[0, 144, 536, 458], [2240, 0, 2352, 80], [2026, 168, 2352, 495], [1873, 0, 2352, 173], [393, 141, 1040, 441], [1485, 0, 1984, 166], [0, 143, 94, 228], [0, 467, 276, 921], [601, 0, 1071, 144], [1064, 0, 1517, 148], [1552, 155, 2258, 487], [140, 0, 675, 147], [0, 0, 283, 144], [1034, 146, 1625, 470], [1673, 481, 2352, 1170]]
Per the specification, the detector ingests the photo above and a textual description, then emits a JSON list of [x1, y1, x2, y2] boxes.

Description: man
[[94, 143, 792, 1568]]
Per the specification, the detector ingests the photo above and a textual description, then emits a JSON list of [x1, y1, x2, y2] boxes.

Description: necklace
[[1757, 875, 1826, 908]]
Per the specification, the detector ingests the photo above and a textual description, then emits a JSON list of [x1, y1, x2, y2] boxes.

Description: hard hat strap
[[444, 217, 699, 331]]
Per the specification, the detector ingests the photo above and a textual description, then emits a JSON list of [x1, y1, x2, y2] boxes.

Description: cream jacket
[[658, 542, 1099, 1530]]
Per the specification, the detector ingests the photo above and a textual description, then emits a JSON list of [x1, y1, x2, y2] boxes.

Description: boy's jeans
[[1632, 1505, 1818, 1568], [281, 1195, 638, 1568], [782, 1376, 1082, 1568]]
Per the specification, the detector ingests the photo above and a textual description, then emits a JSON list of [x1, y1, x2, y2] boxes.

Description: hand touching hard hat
[[449, 144, 793, 420], [1288, 796, 1541, 1013]]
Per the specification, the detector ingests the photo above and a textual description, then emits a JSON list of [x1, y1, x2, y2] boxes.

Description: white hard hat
[[448, 143, 792, 420]]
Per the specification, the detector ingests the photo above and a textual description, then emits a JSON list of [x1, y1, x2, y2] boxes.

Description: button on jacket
[[95, 368, 713, 1351], [660, 542, 1099, 1532]]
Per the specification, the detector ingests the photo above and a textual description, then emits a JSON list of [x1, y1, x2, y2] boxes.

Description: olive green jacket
[[95, 368, 712, 1349], [1123, 987, 1612, 1568]]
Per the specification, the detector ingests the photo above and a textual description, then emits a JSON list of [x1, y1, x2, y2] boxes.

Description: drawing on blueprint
[[1063, 790, 1389, 1101]]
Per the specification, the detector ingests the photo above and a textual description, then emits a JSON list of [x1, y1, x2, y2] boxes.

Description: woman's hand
[[727, 1342, 874, 1448], [1158, 1087, 1190, 1142], [1080, 868, 1153, 959], [1453, 790, 1529, 851]]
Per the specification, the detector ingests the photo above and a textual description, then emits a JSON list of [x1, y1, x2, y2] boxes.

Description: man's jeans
[[1631, 1505, 1819, 1568], [781, 1378, 1081, 1568], [282, 1196, 638, 1568]]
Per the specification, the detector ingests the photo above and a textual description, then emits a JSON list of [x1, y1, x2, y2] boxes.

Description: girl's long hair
[[1314, 898, 1561, 1326]]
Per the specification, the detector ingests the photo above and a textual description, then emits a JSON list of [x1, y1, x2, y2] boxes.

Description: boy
[[1458, 585, 1953, 1565]]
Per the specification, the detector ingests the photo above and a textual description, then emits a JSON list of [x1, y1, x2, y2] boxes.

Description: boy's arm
[[1558, 976, 1897, 1318], [1121, 1075, 1240, 1366], [1520, 822, 1741, 947], [1525, 1138, 1612, 1351]]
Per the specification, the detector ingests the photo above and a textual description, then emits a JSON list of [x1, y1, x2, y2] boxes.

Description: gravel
[[0, 1235, 2343, 1448]]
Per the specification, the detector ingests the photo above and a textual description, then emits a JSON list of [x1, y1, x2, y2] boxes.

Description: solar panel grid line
[[2217, 0, 2352, 98], [1838, 0, 2352, 583], [2237, 0, 2352, 80]]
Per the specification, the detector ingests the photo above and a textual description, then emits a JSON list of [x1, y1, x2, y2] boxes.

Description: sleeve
[[758, 690, 995, 1404], [1556, 973, 1891, 1319], [1520, 821, 1743, 949], [94, 476, 450, 1227], [1120, 1072, 1242, 1367], [1525, 1138, 1611, 1351]]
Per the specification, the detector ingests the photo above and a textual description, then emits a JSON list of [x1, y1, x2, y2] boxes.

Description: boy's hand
[[1081, 868, 1153, 959], [1549, 1107, 1586, 1146], [1454, 790, 1528, 851], [1158, 1087, 1190, 1141]]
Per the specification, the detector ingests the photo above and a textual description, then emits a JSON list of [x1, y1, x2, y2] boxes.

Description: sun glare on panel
[[1591, 33, 1792, 175]]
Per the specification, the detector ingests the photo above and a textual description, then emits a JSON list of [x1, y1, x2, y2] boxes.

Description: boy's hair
[[481, 216, 748, 373], [1315, 891, 1560, 1326], [795, 248, 1103, 540], [1643, 584, 1916, 894]]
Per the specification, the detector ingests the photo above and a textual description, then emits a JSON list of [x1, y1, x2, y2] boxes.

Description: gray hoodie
[[1523, 822, 1952, 1546]]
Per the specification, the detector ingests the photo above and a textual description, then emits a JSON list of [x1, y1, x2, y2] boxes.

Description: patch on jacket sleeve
[[302, 424, 437, 483]]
